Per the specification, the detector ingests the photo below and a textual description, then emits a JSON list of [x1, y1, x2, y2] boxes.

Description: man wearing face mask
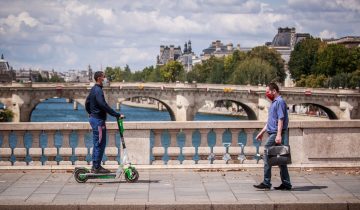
[[85, 71, 124, 174], [253, 82, 292, 190]]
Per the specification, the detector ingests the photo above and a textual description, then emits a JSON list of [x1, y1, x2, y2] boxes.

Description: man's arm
[[256, 123, 267, 141], [95, 89, 120, 118], [85, 95, 91, 115], [275, 119, 284, 144]]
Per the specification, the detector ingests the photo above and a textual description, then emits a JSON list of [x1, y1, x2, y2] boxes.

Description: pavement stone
[[0, 168, 359, 209]]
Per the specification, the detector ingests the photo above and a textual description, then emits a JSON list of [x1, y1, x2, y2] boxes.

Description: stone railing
[[0, 121, 359, 168]]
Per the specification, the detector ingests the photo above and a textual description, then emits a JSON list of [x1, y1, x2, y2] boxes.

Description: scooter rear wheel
[[74, 168, 88, 183], [125, 168, 139, 183]]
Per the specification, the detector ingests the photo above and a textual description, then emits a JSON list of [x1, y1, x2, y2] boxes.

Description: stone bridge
[[0, 82, 359, 122]]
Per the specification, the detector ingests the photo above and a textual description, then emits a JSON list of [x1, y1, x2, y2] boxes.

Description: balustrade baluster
[[161, 130, 170, 165], [207, 129, 216, 164], [39, 131, 48, 165], [54, 131, 63, 165], [69, 131, 78, 165], [24, 131, 32, 165], [84, 131, 93, 164], [192, 129, 201, 164], [176, 131, 185, 164]]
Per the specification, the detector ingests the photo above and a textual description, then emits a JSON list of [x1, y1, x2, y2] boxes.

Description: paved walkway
[[0, 168, 359, 209]]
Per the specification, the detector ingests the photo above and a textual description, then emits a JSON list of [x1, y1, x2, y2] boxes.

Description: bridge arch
[[290, 103, 338, 120], [121, 96, 176, 121], [196, 98, 258, 120]]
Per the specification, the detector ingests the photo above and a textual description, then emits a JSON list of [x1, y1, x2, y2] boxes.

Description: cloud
[[319, 30, 337, 39], [0, 0, 359, 72], [0, 12, 39, 34]]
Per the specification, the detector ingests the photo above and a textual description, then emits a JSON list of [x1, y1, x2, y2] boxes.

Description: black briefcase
[[266, 145, 291, 166]]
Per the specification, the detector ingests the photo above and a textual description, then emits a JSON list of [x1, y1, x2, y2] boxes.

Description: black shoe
[[91, 166, 111, 174], [253, 183, 271, 190], [274, 184, 292, 191]]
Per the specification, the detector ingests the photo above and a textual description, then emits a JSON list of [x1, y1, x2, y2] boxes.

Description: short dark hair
[[94, 71, 104, 82], [267, 82, 279, 92]]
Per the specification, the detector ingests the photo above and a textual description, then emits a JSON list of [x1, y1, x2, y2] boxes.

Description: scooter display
[[74, 117, 139, 183]]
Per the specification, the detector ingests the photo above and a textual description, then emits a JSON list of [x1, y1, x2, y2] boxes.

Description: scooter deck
[[83, 173, 118, 179]]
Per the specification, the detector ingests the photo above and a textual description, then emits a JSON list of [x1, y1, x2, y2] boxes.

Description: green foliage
[[230, 57, 277, 85], [314, 44, 355, 76], [249, 46, 286, 83], [296, 74, 328, 88], [49, 74, 64, 82], [224, 50, 246, 83], [349, 69, 360, 88], [0, 109, 14, 122], [160, 61, 185, 82], [288, 38, 323, 81], [289, 37, 360, 88]]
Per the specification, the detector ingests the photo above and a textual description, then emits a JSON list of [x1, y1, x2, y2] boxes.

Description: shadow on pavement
[[87, 179, 160, 184], [291, 186, 328, 191]]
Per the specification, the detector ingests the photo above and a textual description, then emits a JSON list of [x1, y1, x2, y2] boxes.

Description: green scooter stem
[[117, 117, 126, 149]]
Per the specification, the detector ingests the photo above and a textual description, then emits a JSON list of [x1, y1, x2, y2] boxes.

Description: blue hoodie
[[85, 84, 120, 120]]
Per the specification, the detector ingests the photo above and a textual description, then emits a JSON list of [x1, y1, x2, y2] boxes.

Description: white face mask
[[102, 78, 108, 86]]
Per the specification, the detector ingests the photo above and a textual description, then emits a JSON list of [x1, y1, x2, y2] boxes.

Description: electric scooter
[[74, 117, 139, 183]]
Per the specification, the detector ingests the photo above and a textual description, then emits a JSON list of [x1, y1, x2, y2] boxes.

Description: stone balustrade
[[0, 121, 359, 168]]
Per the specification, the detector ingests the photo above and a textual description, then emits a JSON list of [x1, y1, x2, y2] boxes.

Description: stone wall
[[0, 120, 359, 167]]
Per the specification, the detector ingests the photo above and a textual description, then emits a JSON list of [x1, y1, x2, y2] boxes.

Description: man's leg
[[263, 133, 276, 187], [97, 122, 107, 166], [90, 117, 101, 169], [279, 130, 291, 188], [279, 165, 292, 188]]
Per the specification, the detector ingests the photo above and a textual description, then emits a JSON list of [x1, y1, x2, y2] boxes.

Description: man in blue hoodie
[[85, 71, 124, 174]]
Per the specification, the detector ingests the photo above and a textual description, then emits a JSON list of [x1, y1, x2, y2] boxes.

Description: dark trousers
[[262, 131, 292, 188], [89, 117, 107, 169]]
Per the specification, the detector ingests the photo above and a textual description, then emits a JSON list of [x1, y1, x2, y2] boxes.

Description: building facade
[[201, 40, 241, 60], [0, 54, 14, 83]]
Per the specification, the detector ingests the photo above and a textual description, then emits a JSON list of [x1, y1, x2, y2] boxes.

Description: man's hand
[[119, 114, 125, 119], [256, 132, 264, 141], [275, 134, 282, 144]]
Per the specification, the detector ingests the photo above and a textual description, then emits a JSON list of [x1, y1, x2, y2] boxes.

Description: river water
[[31, 98, 245, 122]]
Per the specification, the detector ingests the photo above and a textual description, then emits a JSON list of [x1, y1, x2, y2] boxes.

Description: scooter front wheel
[[74, 168, 88, 183], [125, 168, 139, 183]]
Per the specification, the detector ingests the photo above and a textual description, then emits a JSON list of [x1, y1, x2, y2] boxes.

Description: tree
[[49, 74, 64, 82], [230, 57, 277, 85], [249, 46, 286, 83], [0, 109, 14, 122], [160, 61, 185, 82], [224, 50, 247, 83], [314, 44, 355, 76], [148, 66, 164, 82], [288, 38, 323, 81]]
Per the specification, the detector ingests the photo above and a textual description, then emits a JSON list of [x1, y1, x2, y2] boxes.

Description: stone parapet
[[0, 120, 359, 167]]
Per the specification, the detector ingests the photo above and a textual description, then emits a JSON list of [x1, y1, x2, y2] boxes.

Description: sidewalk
[[0, 168, 359, 210]]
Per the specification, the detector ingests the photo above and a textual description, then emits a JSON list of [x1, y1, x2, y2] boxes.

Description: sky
[[0, 0, 359, 72]]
